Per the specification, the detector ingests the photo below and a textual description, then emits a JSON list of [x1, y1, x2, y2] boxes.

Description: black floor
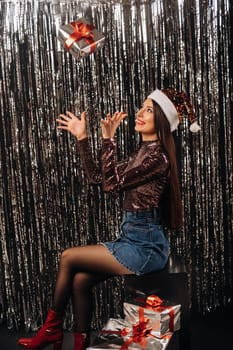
[[0, 304, 232, 350], [188, 304, 233, 350]]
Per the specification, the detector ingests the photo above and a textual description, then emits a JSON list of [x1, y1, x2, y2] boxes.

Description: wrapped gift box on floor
[[123, 294, 181, 338], [87, 318, 173, 350], [58, 17, 105, 60], [87, 336, 172, 350], [122, 333, 173, 350], [87, 343, 121, 349]]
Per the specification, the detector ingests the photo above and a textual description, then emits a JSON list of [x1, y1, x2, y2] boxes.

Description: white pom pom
[[190, 121, 201, 133]]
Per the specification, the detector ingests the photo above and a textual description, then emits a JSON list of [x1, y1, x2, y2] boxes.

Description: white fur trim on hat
[[189, 120, 201, 133], [147, 89, 179, 132]]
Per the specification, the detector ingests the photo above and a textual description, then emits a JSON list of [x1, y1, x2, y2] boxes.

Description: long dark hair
[[153, 101, 183, 230]]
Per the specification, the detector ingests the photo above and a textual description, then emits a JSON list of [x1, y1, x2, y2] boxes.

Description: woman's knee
[[72, 272, 92, 294], [59, 247, 74, 267]]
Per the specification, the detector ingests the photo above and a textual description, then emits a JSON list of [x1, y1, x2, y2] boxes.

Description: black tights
[[51, 244, 132, 334]]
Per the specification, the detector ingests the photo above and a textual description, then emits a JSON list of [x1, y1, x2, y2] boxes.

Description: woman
[[18, 88, 190, 350]]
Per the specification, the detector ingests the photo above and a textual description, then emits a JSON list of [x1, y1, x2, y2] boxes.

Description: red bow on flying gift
[[64, 21, 96, 52]]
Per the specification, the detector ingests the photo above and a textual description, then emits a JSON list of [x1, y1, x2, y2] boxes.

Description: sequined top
[[77, 137, 170, 211]]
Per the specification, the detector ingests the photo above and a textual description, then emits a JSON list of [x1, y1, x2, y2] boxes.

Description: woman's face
[[135, 98, 157, 141]]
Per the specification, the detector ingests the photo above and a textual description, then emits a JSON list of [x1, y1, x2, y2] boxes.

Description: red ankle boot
[[74, 332, 86, 350], [18, 309, 63, 350]]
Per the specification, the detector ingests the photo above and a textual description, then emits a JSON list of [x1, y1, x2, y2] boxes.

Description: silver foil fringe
[[0, 0, 232, 331]]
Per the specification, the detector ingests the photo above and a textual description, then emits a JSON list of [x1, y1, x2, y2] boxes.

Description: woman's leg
[[18, 245, 132, 349], [52, 244, 132, 316], [71, 272, 110, 336]]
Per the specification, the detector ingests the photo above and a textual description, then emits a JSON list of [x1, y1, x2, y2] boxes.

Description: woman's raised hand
[[56, 111, 87, 140], [101, 111, 128, 139]]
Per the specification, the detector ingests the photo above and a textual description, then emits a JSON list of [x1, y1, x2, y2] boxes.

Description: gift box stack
[[87, 293, 181, 350], [58, 17, 105, 60]]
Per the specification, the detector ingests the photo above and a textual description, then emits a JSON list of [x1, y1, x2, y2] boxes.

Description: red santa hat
[[147, 88, 201, 133]]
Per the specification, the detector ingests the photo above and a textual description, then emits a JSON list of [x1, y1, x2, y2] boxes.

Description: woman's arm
[[76, 137, 102, 184], [56, 110, 133, 186], [56, 111, 102, 184], [101, 139, 169, 192]]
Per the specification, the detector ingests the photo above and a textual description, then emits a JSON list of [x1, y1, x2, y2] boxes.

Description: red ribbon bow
[[146, 294, 163, 307], [64, 21, 96, 52], [121, 307, 151, 350]]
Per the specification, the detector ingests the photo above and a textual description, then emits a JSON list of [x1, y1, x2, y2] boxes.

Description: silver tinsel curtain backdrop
[[0, 0, 232, 331]]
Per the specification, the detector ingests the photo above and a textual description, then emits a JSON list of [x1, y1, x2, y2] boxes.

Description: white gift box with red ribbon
[[123, 295, 181, 338], [87, 317, 173, 350], [58, 17, 105, 60]]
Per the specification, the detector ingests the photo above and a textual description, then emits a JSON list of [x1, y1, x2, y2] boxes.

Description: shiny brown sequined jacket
[[77, 137, 170, 211]]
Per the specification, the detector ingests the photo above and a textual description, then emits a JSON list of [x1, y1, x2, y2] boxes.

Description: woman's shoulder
[[141, 140, 166, 155], [137, 141, 169, 164]]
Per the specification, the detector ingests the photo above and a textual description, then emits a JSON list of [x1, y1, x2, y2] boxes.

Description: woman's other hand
[[56, 111, 87, 140], [101, 111, 127, 139]]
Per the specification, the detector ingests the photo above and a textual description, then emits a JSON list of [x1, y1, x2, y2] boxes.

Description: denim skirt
[[101, 209, 170, 276]]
